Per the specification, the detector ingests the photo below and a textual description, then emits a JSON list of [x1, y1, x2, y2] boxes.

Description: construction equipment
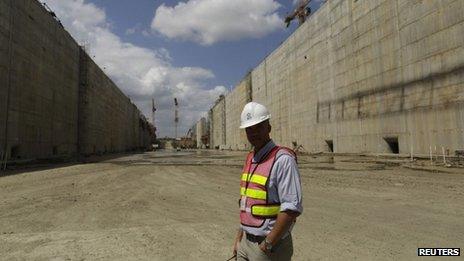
[[151, 98, 156, 126], [185, 128, 192, 138], [285, 0, 311, 27], [149, 99, 157, 151], [174, 98, 179, 139]]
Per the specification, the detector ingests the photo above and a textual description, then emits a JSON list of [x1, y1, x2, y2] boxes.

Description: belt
[[245, 233, 265, 243], [245, 232, 291, 244]]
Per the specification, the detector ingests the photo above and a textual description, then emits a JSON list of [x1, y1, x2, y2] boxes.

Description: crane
[[285, 0, 311, 27], [174, 98, 179, 139], [151, 98, 156, 128], [185, 128, 192, 138]]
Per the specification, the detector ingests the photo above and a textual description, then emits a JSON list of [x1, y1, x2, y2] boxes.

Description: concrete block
[[0, 69, 7, 142], [0, 44, 9, 68], [0, 12, 10, 39], [0, 0, 10, 14], [397, 0, 440, 29], [377, 17, 397, 41], [6, 109, 19, 144], [440, 0, 464, 30], [416, 10, 441, 41], [402, 82, 430, 111]]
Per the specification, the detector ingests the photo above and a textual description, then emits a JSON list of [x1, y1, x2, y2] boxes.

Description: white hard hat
[[239, 102, 271, 129]]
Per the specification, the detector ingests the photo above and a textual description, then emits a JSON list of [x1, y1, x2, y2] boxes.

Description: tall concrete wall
[[210, 95, 226, 149], [0, 0, 153, 162], [78, 50, 149, 155], [210, 0, 464, 155], [225, 74, 252, 150], [195, 117, 206, 148], [0, 0, 12, 160], [1, 0, 79, 160]]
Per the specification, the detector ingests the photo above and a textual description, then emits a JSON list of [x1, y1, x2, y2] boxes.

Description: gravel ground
[[0, 150, 463, 260]]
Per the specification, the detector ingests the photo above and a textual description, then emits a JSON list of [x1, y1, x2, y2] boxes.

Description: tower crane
[[285, 0, 312, 27], [151, 98, 156, 129], [174, 98, 179, 139]]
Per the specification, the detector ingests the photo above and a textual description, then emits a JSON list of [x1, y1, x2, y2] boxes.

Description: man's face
[[245, 120, 271, 149]]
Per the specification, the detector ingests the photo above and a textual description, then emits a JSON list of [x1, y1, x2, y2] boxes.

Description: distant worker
[[285, 0, 311, 27], [232, 102, 303, 260]]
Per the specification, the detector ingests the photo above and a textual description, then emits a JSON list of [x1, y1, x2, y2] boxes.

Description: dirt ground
[[0, 150, 463, 260]]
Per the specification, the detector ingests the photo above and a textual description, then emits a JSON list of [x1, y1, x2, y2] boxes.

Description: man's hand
[[233, 239, 239, 256], [262, 210, 299, 252], [233, 229, 243, 256], [259, 241, 271, 255]]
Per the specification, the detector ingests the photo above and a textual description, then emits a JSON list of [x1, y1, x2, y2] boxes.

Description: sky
[[40, 0, 325, 138]]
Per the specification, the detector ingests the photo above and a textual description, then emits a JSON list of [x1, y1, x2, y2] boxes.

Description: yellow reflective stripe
[[241, 173, 268, 186], [240, 187, 267, 200], [251, 205, 280, 216]]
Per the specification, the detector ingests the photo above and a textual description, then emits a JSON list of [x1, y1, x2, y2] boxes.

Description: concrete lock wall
[[0, 0, 152, 162], [78, 50, 149, 155], [1, 0, 80, 160], [210, 95, 226, 149], [210, 0, 464, 155], [209, 74, 252, 151], [0, 0, 12, 160], [195, 117, 206, 148], [224, 74, 252, 150]]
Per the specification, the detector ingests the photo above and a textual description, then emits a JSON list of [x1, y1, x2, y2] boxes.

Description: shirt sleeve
[[273, 153, 303, 214]]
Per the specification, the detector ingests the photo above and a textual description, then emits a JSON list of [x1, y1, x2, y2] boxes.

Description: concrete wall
[[210, 0, 464, 155], [78, 50, 150, 155], [0, 0, 152, 162], [224, 74, 252, 150], [195, 117, 206, 148], [1, 0, 79, 160], [0, 0, 12, 160], [210, 95, 226, 149]]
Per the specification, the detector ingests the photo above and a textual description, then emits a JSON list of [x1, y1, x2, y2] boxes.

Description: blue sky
[[41, 0, 324, 137]]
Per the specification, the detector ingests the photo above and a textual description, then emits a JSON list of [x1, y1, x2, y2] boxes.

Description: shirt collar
[[252, 140, 276, 163]]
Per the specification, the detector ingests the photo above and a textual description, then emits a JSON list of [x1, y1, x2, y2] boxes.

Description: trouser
[[237, 234, 293, 261]]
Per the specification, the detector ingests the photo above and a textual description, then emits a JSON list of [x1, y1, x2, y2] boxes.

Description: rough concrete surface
[[210, 0, 464, 155], [1, 0, 152, 162], [1, 151, 462, 260]]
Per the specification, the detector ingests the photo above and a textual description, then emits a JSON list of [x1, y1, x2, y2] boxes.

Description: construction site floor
[[0, 150, 463, 260]]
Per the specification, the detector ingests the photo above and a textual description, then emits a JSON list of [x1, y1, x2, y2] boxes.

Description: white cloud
[[42, 0, 227, 137], [151, 0, 283, 45], [125, 23, 140, 35], [125, 23, 152, 37], [141, 29, 151, 37], [125, 27, 136, 35]]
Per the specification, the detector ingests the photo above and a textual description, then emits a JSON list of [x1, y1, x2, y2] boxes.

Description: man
[[232, 102, 303, 261]]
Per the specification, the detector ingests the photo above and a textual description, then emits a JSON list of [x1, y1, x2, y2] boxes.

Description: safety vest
[[239, 145, 296, 228]]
